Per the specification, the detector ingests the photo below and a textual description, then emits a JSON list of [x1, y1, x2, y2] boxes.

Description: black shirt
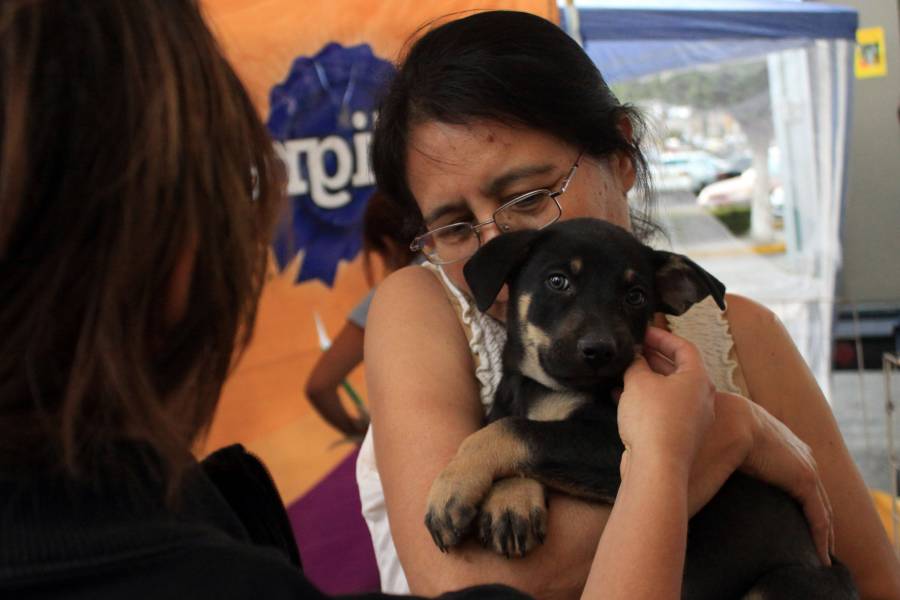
[[0, 444, 528, 600]]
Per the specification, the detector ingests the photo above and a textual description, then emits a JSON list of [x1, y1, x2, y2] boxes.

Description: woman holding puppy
[[359, 10, 900, 599], [3, 1, 856, 599]]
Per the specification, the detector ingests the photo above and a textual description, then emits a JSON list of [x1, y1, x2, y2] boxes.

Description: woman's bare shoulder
[[365, 264, 480, 418], [723, 293, 779, 334], [370, 265, 457, 317], [368, 265, 466, 343], [378, 263, 438, 289]]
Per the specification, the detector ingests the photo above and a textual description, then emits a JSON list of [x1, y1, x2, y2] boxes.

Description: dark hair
[[0, 0, 283, 484], [361, 191, 417, 285], [371, 10, 657, 241]]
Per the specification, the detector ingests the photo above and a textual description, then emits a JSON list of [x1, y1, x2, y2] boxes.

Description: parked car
[[697, 168, 755, 208], [696, 167, 784, 229], [698, 147, 781, 202], [652, 151, 731, 194]]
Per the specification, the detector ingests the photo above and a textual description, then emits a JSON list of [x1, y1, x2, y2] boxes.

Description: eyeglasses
[[410, 152, 583, 265]]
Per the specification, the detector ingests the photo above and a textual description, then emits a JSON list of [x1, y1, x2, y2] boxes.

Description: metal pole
[[854, 305, 872, 454], [884, 352, 900, 555], [564, 0, 583, 48]]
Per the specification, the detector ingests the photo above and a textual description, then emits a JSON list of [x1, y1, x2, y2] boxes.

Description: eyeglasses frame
[[410, 152, 584, 265]]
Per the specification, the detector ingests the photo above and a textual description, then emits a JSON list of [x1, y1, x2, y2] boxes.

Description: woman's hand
[[617, 326, 717, 480], [690, 393, 833, 567], [586, 327, 716, 600], [740, 398, 834, 566], [639, 326, 834, 568], [632, 326, 833, 567]]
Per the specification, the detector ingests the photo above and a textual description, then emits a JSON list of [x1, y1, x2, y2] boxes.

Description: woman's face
[[407, 119, 636, 320]]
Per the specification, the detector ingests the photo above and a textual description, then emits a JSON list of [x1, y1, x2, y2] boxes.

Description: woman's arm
[[584, 454, 689, 600], [584, 328, 715, 600], [366, 265, 609, 599], [726, 293, 900, 599], [305, 321, 368, 438]]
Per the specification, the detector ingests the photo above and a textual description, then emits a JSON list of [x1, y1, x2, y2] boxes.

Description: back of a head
[[361, 191, 416, 283], [0, 0, 282, 484], [371, 10, 656, 241]]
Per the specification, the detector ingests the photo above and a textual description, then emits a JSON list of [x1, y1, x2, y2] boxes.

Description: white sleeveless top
[[355, 265, 747, 593]]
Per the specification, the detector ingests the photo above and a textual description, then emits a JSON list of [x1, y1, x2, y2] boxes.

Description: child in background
[[305, 192, 416, 439]]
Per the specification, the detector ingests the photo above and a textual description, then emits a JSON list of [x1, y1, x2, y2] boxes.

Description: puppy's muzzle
[[577, 333, 618, 367]]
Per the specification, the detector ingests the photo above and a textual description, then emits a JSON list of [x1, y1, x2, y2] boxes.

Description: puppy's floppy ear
[[651, 250, 726, 315], [463, 230, 541, 313]]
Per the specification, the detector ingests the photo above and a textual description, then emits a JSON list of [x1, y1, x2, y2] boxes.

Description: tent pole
[[563, 0, 583, 48]]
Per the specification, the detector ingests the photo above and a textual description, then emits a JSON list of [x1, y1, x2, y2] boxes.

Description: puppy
[[424, 219, 857, 599]]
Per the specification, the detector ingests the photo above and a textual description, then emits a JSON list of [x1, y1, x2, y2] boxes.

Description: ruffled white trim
[[665, 295, 742, 395], [423, 263, 506, 411]]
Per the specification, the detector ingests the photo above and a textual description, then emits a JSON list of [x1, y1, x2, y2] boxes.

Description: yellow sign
[[855, 26, 887, 79]]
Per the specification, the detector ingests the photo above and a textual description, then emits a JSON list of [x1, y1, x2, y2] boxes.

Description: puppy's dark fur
[[425, 219, 857, 599]]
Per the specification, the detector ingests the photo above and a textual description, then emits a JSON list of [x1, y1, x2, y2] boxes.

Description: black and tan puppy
[[424, 219, 856, 599]]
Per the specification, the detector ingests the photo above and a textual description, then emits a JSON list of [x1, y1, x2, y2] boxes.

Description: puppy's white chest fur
[[526, 391, 589, 421]]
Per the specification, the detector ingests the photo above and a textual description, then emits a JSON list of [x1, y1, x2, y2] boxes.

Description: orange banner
[[203, 1, 558, 113]]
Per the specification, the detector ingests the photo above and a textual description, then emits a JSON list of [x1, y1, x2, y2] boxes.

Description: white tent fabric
[[765, 39, 854, 401], [562, 0, 858, 401]]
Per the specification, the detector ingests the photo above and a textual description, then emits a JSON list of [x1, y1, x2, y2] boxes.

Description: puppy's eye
[[546, 274, 570, 291], [625, 288, 646, 306]]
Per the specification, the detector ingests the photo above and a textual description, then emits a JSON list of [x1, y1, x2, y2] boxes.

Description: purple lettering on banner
[[268, 43, 394, 286]]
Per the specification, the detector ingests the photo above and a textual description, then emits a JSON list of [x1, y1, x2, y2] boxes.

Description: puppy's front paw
[[478, 477, 547, 558], [425, 464, 492, 552]]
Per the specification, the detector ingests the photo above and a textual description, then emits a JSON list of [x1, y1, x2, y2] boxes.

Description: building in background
[[821, 0, 900, 369]]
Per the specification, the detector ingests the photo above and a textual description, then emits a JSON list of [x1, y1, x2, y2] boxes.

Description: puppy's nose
[[577, 336, 617, 366]]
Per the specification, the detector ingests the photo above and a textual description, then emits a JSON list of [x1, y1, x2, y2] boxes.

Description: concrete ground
[[653, 191, 810, 306]]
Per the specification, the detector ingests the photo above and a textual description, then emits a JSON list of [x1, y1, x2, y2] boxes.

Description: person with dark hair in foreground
[[359, 9, 900, 599], [0, 1, 520, 598], [0, 2, 776, 599]]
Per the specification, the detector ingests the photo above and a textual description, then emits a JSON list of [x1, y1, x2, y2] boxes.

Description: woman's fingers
[[740, 403, 834, 567], [620, 332, 715, 471], [815, 468, 835, 564], [795, 459, 833, 567], [785, 439, 833, 566], [623, 353, 651, 384], [643, 348, 676, 376], [642, 326, 703, 372]]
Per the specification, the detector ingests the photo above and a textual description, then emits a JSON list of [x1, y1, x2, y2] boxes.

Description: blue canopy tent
[[561, 0, 859, 400], [563, 1, 857, 83]]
